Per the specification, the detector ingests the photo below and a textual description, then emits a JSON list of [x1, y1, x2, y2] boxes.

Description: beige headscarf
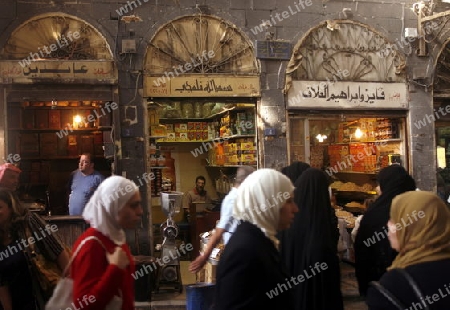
[[233, 168, 294, 247], [389, 191, 450, 270], [82, 175, 138, 245]]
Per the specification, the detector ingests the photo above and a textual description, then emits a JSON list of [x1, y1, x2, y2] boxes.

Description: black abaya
[[354, 165, 416, 296], [279, 168, 343, 310]]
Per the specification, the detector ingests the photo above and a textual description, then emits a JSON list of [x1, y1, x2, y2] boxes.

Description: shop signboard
[[0, 60, 117, 84], [287, 81, 408, 109], [144, 75, 260, 97]]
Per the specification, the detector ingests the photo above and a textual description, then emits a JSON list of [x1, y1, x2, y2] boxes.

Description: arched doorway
[[0, 13, 117, 220]]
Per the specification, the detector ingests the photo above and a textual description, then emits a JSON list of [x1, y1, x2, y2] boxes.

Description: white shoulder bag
[[45, 236, 123, 310]]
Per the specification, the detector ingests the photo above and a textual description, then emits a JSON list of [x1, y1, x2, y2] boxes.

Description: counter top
[[43, 215, 85, 222]]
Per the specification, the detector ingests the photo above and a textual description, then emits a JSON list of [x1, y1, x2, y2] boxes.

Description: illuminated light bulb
[[316, 134, 327, 143], [354, 128, 363, 139]]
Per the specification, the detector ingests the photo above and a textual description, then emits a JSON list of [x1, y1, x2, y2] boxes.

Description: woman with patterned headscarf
[[354, 165, 416, 296], [215, 169, 298, 310], [71, 176, 143, 310], [366, 191, 450, 309]]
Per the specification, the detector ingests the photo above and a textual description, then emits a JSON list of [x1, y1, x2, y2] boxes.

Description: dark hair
[[196, 176, 206, 183], [0, 187, 27, 242], [81, 153, 94, 164]]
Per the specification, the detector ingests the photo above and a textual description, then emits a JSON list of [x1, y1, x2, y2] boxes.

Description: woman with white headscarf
[[215, 169, 298, 310], [71, 176, 143, 310]]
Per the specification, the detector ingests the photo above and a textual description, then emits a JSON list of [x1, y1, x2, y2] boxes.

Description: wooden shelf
[[153, 134, 255, 143], [9, 128, 110, 132]]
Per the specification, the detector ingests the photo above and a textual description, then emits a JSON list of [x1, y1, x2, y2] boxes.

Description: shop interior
[[434, 100, 450, 202], [147, 99, 258, 252], [288, 113, 407, 212], [6, 100, 114, 215]]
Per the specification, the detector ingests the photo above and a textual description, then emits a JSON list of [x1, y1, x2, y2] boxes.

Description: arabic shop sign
[[144, 75, 260, 97], [0, 61, 117, 84], [287, 81, 408, 109]]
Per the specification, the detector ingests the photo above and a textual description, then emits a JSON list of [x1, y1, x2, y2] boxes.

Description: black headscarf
[[281, 161, 310, 184], [278, 161, 311, 257], [279, 168, 343, 310], [354, 165, 416, 296]]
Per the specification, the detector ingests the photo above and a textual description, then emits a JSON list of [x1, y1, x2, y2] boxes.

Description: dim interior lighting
[[354, 128, 363, 139], [316, 134, 327, 142]]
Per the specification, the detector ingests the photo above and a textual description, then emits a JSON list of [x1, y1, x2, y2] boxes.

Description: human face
[[117, 191, 143, 229], [278, 192, 298, 230], [0, 200, 12, 226], [387, 219, 400, 251], [196, 179, 205, 193], [79, 155, 93, 174], [0, 170, 20, 191]]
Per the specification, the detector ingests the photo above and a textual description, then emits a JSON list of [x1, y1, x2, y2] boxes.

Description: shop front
[[285, 20, 409, 211], [0, 13, 117, 245], [142, 14, 260, 259]]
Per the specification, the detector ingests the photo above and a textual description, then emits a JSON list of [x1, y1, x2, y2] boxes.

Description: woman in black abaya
[[354, 165, 416, 296], [280, 168, 343, 310], [279, 161, 311, 264]]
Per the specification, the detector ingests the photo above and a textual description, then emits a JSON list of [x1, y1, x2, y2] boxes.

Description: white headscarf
[[83, 175, 139, 245], [233, 169, 294, 247]]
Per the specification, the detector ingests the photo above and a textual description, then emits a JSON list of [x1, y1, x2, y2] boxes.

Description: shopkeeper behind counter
[[182, 175, 212, 218]]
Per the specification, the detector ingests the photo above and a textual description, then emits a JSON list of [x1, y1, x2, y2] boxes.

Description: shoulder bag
[[45, 236, 122, 310], [369, 269, 430, 310]]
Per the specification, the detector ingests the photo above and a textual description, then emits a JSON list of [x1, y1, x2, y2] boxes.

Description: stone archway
[[144, 14, 259, 76], [0, 12, 113, 60], [285, 20, 406, 93]]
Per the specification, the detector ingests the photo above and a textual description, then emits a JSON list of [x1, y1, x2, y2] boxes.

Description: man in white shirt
[[189, 165, 255, 273]]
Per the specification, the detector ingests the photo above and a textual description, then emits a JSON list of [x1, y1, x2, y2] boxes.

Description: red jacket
[[71, 228, 135, 310]]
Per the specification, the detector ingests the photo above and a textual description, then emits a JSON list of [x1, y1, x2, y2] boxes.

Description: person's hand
[[189, 254, 208, 273], [107, 247, 129, 269]]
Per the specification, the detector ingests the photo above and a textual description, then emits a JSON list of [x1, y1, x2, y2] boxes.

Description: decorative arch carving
[[285, 20, 406, 93], [144, 14, 259, 75], [0, 13, 113, 60]]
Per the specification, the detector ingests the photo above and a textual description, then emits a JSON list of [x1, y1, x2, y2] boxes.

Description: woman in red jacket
[[71, 175, 143, 310]]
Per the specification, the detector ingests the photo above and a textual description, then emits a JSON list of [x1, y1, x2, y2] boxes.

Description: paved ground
[[137, 261, 369, 310]]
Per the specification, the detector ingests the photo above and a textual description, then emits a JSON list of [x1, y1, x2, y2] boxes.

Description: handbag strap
[[397, 269, 430, 310], [62, 236, 108, 278], [369, 281, 405, 310]]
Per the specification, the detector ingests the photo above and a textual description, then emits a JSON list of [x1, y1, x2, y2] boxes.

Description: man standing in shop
[[189, 166, 255, 273], [68, 153, 105, 215], [182, 175, 212, 218]]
